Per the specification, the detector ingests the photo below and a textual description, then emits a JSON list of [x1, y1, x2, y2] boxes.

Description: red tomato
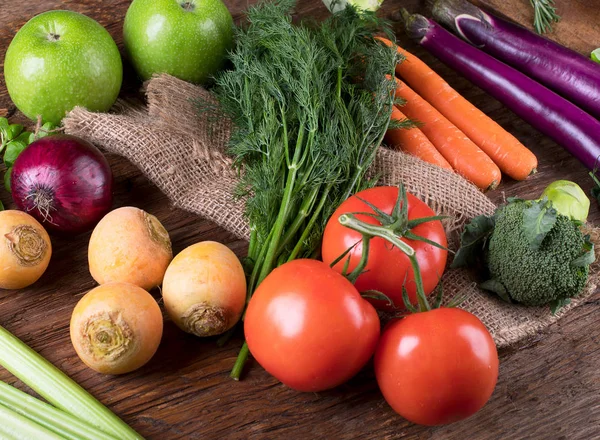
[[244, 259, 380, 392], [322, 186, 448, 310], [374, 308, 498, 426]]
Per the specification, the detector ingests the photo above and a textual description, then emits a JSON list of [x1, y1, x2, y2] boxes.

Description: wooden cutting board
[[0, 1, 599, 439]]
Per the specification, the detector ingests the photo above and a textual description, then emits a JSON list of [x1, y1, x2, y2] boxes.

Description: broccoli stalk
[[453, 198, 595, 314]]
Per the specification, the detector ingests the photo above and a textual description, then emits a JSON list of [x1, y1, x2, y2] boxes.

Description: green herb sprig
[[530, 0, 560, 34], [206, 0, 407, 379]]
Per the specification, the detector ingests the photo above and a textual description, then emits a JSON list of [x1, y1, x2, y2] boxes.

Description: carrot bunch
[[379, 37, 538, 191]]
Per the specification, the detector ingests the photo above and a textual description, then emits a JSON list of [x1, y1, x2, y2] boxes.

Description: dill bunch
[[210, 0, 404, 378]]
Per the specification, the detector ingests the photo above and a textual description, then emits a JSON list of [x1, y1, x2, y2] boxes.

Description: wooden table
[[1, 1, 599, 439]]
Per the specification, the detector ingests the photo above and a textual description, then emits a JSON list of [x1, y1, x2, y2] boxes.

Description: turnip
[[0, 210, 51, 289], [70, 282, 163, 375], [162, 241, 246, 337], [88, 207, 172, 290]]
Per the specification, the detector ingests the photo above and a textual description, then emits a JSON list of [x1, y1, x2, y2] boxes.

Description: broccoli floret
[[452, 198, 595, 311], [486, 200, 590, 306]]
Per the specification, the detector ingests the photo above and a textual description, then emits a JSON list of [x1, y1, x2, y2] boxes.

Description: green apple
[[4, 10, 123, 126], [123, 0, 233, 84]]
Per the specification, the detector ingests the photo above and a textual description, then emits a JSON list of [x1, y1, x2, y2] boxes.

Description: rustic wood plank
[[0, 1, 599, 439]]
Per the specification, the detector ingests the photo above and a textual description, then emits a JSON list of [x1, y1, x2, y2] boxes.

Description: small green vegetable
[[453, 198, 594, 313], [591, 48, 600, 64], [540, 180, 589, 222]]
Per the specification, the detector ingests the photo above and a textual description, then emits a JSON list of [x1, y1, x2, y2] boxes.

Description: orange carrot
[[385, 106, 453, 171], [378, 37, 537, 181], [393, 77, 502, 190]]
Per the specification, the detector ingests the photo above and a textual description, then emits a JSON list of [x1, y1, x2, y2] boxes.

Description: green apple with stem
[[4, 10, 123, 126], [123, 0, 234, 84]]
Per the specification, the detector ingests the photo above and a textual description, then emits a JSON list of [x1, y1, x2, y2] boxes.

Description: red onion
[[11, 134, 113, 234]]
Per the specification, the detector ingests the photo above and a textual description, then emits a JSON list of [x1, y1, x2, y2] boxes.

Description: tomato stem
[[338, 210, 431, 312], [346, 234, 370, 284]]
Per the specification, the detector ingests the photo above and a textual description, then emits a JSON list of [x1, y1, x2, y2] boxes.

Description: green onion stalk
[[0, 381, 118, 440], [0, 325, 142, 440], [207, 1, 407, 379]]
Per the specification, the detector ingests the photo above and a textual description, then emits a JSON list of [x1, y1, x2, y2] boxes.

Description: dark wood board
[[0, 0, 599, 439]]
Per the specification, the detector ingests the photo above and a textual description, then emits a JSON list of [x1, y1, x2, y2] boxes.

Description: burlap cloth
[[63, 74, 599, 348]]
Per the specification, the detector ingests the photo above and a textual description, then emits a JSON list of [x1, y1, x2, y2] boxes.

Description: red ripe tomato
[[374, 308, 499, 426], [244, 259, 380, 392], [321, 186, 448, 310]]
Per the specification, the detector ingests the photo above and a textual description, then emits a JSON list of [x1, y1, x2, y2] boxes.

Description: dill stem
[[275, 186, 320, 257], [248, 229, 258, 261], [230, 342, 249, 380], [287, 183, 333, 262], [341, 87, 396, 202], [255, 124, 304, 286], [247, 226, 275, 300]]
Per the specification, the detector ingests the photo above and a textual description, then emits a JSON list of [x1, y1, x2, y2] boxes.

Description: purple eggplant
[[401, 11, 600, 171], [432, 0, 600, 119]]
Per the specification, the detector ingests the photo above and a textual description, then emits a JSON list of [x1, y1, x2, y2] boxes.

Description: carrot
[[393, 77, 502, 191], [378, 37, 537, 181], [385, 106, 453, 171]]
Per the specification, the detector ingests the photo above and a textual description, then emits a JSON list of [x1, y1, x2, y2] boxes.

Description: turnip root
[[0, 210, 51, 289], [70, 282, 163, 375], [162, 241, 246, 337], [88, 207, 172, 290]]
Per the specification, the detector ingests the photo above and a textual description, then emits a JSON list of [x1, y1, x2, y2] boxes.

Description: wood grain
[[0, 1, 599, 439]]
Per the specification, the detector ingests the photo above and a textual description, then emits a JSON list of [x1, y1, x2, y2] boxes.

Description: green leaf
[[571, 238, 595, 267], [591, 48, 600, 64], [450, 214, 495, 268], [522, 199, 557, 250], [0, 118, 9, 130], [360, 289, 395, 308], [6, 124, 23, 141], [15, 131, 33, 144], [0, 199, 4, 211], [4, 168, 12, 193], [480, 278, 512, 303], [4, 140, 27, 168], [550, 298, 570, 315]]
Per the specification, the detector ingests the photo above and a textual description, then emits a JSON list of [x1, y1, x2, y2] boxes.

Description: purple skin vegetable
[[432, 0, 600, 119], [401, 11, 600, 171]]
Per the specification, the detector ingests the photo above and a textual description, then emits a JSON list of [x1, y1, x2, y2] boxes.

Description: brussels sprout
[[540, 180, 590, 223]]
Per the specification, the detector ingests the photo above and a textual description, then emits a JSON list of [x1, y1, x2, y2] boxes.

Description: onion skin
[[88, 207, 173, 290], [0, 210, 52, 290], [162, 241, 246, 337], [70, 282, 163, 375], [11, 134, 113, 235]]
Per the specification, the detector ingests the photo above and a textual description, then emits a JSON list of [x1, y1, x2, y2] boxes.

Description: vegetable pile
[[209, 1, 401, 378], [1, 0, 599, 437]]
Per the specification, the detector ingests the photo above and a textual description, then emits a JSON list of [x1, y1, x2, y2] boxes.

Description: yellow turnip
[[162, 241, 246, 337], [88, 207, 172, 290], [70, 282, 163, 375], [0, 210, 51, 289]]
